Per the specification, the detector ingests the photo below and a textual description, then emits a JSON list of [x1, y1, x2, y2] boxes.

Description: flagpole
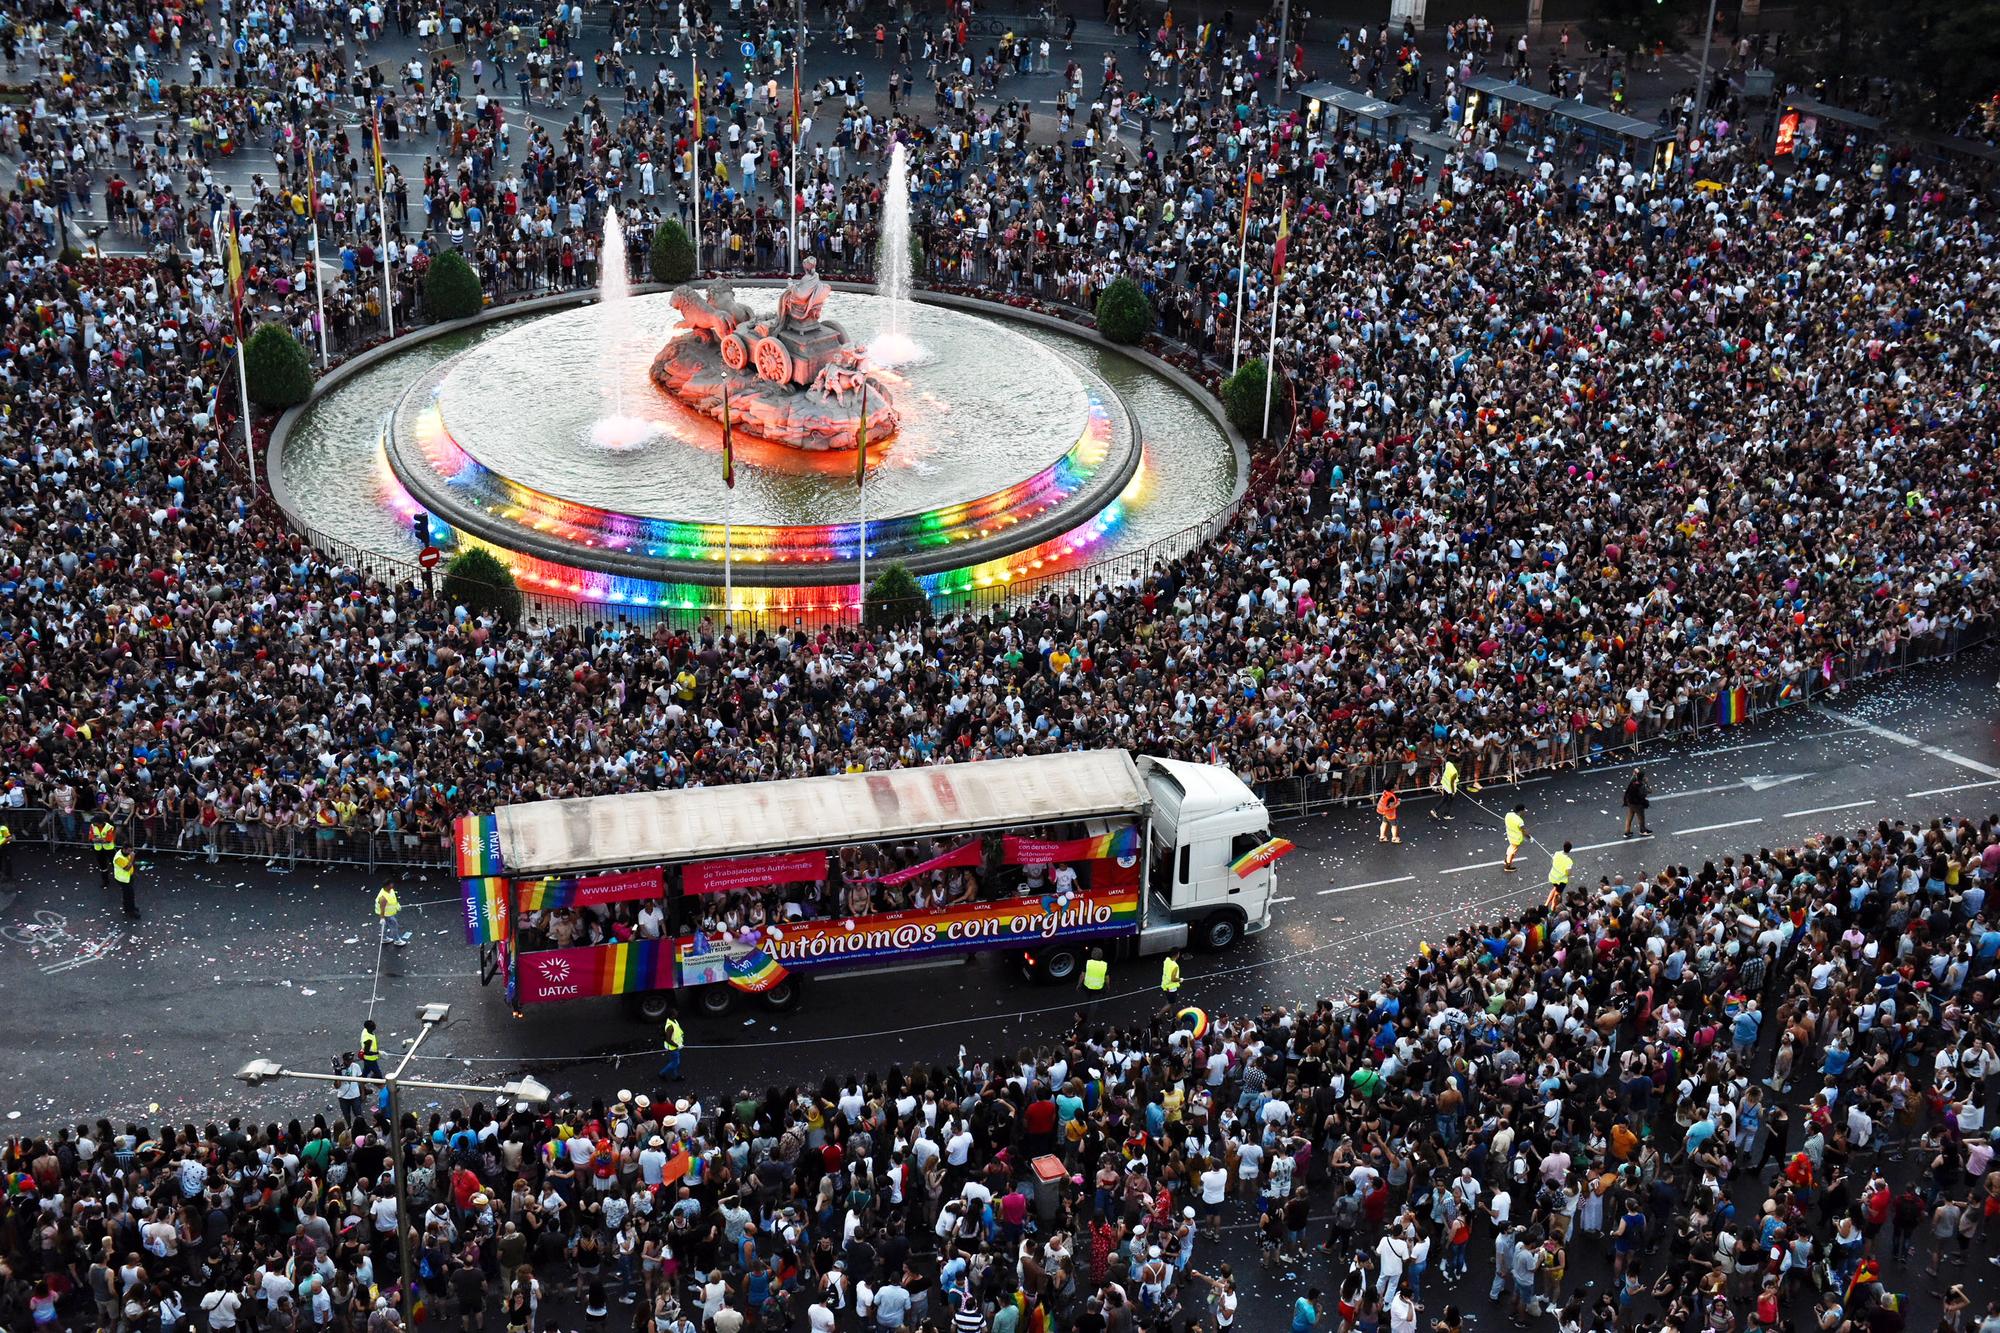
[[1231, 171, 1250, 373], [308, 199, 330, 368], [857, 481, 867, 624], [724, 485, 734, 630], [236, 323, 258, 490], [690, 54, 703, 273], [377, 189, 395, 338], [1260, 279, 1280, 438], [788, 58, 799, 277]]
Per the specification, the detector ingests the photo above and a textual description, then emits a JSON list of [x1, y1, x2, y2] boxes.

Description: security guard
[[375, 882, 410, 947], [1548, 840, 1574, 893], [658, 1013, 686, 1081], [90, 815, 118, 888], [1502, 805, 1527, 872], [360, 1020, 382, 1080], [1432, 757, 1461, 821], [112, 847, 138, 918], [0, 819, 14, 882], [1081, 946, 1109, 1016], [1160, 949, 1183, 995]]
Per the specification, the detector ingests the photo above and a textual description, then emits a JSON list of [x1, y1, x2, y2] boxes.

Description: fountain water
[[868, 141, 923, 368], [590, 210, 661, 451]]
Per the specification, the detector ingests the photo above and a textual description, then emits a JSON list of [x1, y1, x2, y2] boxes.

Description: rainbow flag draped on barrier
[[1231, 835, 1297, 878], [1714, 686, 1751, 727], [726, 947, 789, 993], [461, 877, 509, 945]]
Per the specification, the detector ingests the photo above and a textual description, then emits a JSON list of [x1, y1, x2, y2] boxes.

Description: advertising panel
[[683, 849, 829, 896], [515, 940, 678, 1004], [515, 867, 665, 910]]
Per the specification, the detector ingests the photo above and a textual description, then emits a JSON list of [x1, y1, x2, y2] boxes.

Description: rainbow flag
[[454, 814, 504, 877], [725, 948, 789, 993], [1230, 835, 1297, 879], [1776, 680, 1801, 704], [461, 877, 509, 945], [517, 940, 676, 1003], [1713, 686, 1750, 727]]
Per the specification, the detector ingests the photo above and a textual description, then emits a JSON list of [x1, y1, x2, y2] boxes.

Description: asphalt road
[[6, 650, 1996, 1134]]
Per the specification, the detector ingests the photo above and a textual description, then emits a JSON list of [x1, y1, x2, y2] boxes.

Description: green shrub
[[1221, 359, 1273, 437], [650, 220, 696, 284], [864, 561, 927, 627], [243, 322, 316, 408], [441, 547, 523, 624], [907, 233, 925, 276], [1095, 276, 1152, 345], [422, 250, 484, 321]]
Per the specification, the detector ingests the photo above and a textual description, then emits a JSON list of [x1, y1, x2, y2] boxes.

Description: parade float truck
[[455, 750, 1286, 1018]]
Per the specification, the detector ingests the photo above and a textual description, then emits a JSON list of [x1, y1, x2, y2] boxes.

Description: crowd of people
[[2, 0, 1997, 880], [7, 812, 2000, 1333]]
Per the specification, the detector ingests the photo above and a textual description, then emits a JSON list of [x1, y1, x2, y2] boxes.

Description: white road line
[[1568, 837, 1635, 853], [1319, 875, 1415, 896], [1270, 895, 1298, 904], [1784, 799, 1877, 819], [1904, 778, 2000, 799], [1818, 708, 2000, 779], [1674, 817, 1765, 836], [1442, 858, 1506, 874], [1650, 782, 1743, 802]]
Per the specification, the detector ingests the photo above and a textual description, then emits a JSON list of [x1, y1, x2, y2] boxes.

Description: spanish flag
[[226, 213, 244, 334], [854, 381, 869, 487], [371, 108, 386, 194], [1271, 188, 1289, 282], [791, 58, 802, 143], [1237, 167, 1253, 251], [721, 387, 735, 489]]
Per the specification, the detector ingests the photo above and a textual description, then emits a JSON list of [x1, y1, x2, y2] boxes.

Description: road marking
[[1784, 799, 1877, 819], [1650, 782, 1743, 802], [1904, 778, 2000, 799], [1674, 817, 1764, 836], [1270, 895, 1297, 904], [1818, 708, 2000, 779], [1319, 875, 1415, 896], [1568, 837, 1634, 853], [1442, 858, 1505, 874], [1652, 772, 1807, 802]]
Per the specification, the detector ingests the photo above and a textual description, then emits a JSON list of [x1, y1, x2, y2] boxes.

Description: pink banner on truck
[[859, 838, 983, 887], [682, 849, 829, 896], [515, 867, 664, 911]]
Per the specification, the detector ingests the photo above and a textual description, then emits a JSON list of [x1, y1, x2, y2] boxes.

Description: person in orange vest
[[1376, 788, 1402, 844]]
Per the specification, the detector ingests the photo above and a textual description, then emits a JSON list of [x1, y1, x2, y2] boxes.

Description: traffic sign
[[418, 545, 443, 569]]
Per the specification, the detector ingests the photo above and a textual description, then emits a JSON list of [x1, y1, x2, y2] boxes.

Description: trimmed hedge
[[441, 547, 523, 624], [243, 322, 316, 408], [1221, 359, 1272, 437], [423, 250, 484, 321], [650, 220, 696, 284], [864, 561, 927, 627], [1095, 276, 1152, 345]]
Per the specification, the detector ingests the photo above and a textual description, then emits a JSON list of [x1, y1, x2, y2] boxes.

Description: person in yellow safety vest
[[0, 819, 14, 883], [1502, 804, 1527, 872], [360, 1020, 382, 1079], [1431, 757, 1461, 822], [90, 816, 118, 888], [112, 847, 138, 919], [375, 882, 411, 946], [1161, 950, 1183, 995], [1549, 840, 1574, 891], [658, 1014, 686, 1081], [1080, 946, 1109, 1018]]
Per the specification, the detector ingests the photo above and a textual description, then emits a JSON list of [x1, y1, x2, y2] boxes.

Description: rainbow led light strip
[[410, 391, 1119, 567], [438, 450, 1148, 618]]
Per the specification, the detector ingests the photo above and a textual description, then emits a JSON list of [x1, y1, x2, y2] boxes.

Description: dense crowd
[[6, 813, 2000, 1333], [2, 0, 1997, 870]]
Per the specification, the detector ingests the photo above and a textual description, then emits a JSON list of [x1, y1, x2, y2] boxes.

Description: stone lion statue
[[670, 280, 753, 344]]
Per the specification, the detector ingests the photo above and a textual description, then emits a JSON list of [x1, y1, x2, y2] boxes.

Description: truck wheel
[[695, 986, 736, 1017], [1197, 910, 1246, 952], [631, 991, 674, 1023], [1035, 947, 1082, 983], [760, 978, 804, 1011]]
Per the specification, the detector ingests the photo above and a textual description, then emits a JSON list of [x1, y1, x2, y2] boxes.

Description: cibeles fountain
[[651, 260, 901, 452], [281, 146, 1243, 621]]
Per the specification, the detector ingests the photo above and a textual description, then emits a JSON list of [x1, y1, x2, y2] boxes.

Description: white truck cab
[[1138, 756, 1276, 950]]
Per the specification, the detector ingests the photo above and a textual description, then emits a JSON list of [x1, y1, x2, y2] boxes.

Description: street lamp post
[[1689, 0, 1722, 134], [237, 1004, 551, 1330]]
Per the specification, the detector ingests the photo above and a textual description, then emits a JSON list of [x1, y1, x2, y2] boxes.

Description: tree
[[907, 233, 926, 278], [651, 220, 697, 284], [441, 547, 523, 624], [1220, 360, 1274, 437], [864, 561, 927, 627], [423, 250, 484, 321], [1095, 276, 1153, 345], [243, 322, 316, 408]]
